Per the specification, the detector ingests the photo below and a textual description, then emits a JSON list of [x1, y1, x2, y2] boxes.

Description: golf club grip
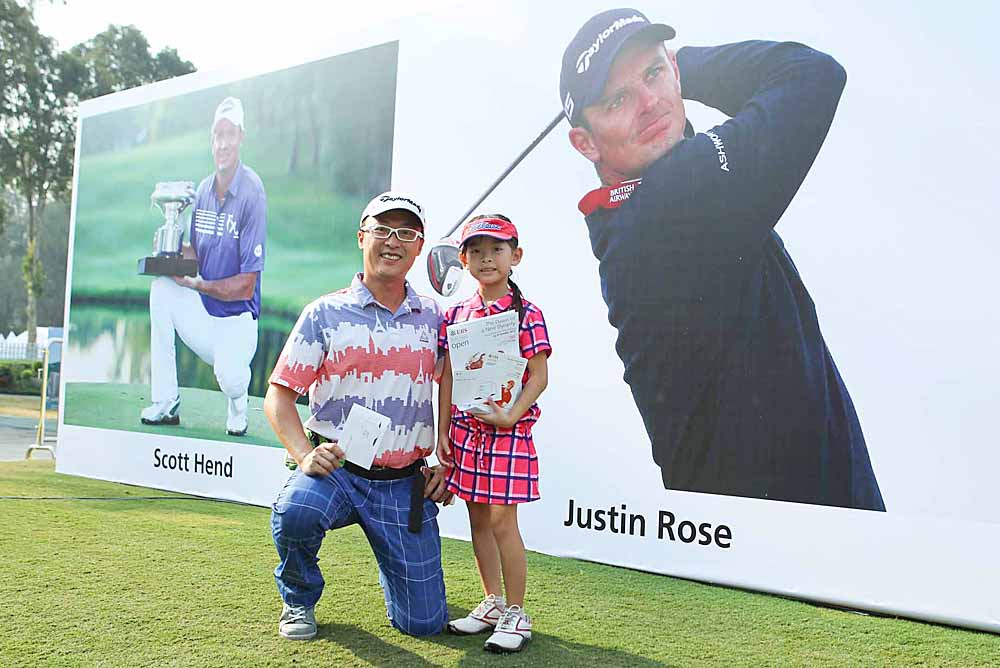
[[445, 111, 565, 238]]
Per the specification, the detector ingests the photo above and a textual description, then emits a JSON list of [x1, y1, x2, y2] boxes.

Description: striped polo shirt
[[190, 162, 266, 319], [269, 274, 442, 468]]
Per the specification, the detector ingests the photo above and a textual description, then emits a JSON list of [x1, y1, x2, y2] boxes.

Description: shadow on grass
[[500, 634, 673, 668], [320, 623, 440, 668], [323, 607, 673, 668]]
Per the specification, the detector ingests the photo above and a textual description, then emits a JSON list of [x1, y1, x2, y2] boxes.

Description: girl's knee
[[488, 505, 519, 534], [467, 502, 493, 532]]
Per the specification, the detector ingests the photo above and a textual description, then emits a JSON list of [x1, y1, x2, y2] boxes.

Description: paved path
[[0, 415, 56, 461]]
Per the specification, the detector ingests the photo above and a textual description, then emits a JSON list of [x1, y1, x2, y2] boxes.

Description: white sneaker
[[140, 396, 180, 425], [484, 605, 532, 653], [278, 603, 316, 640], [447, 594, 506, 635], [226, 393, 248, 436]]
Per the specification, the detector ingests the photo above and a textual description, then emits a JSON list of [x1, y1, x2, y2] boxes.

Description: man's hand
[[421, 464, 455, 505], [172, 274, 202, 290], [473, 399, 516, 429], [300, 442, 345, 477]]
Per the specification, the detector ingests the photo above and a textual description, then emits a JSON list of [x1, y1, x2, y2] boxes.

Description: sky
[[34, 0, 460, 72]]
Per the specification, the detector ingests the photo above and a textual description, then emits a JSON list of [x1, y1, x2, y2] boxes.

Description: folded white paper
[[337, 404, 391, 470]]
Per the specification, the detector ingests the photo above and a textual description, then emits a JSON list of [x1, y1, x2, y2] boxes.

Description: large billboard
[[59, 41, 399, 499], [58, 1, 1000, 632]]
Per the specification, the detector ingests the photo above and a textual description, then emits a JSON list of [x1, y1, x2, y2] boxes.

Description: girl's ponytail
[[508, 275, 526, 326]]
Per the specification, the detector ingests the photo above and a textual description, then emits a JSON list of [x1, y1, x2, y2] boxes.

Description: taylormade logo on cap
[[378, 194, 422, 213], [560, 9, 675, 125], [576, 14, 646, 74], [361, 190, 426, 228]]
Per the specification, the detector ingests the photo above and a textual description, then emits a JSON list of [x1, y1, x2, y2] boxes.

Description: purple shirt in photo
[[189, 162, 266, 318]]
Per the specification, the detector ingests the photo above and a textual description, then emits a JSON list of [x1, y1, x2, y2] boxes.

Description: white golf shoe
[[447, 594, 506, 635], [140, 396, 180, 425], [278, 603, 316, 640], [226, 393, 248, 436], [484, 605, 532, 653]]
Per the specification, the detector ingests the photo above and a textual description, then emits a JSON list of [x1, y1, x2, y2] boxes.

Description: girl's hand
[[436, 434, 454, 467], [473, 399, 516, 429]]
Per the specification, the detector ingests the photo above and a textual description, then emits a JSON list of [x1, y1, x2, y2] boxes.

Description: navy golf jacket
[[582, 41, 885, 510]]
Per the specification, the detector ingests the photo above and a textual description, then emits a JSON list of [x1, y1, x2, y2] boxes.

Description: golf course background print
[[63, 42, 399, 448]]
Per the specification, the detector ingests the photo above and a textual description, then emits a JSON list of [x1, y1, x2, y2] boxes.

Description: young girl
[[437, 214, 551, 654]]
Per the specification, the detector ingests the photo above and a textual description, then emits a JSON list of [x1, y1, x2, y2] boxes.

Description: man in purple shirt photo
[[141, 96, 267, 437]]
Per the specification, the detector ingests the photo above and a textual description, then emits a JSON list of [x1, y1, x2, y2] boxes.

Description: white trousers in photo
[[148, 276, 258, 404]]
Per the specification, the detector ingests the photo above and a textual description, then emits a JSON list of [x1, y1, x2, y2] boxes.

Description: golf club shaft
[[445, 111, 565, 238]]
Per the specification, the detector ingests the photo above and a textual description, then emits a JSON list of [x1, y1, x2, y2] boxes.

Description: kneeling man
[[266, 192, 451, 640], [141, 97, 266, 437]]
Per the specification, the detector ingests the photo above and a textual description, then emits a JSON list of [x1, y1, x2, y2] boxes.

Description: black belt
[[308, 430, 426, 534], [342, 458, 422, 480]]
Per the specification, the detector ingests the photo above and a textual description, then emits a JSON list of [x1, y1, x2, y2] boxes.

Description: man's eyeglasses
[[361, 224, 424, 243]]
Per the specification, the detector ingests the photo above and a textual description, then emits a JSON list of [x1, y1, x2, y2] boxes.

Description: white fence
[[0, 341, 43, 361]]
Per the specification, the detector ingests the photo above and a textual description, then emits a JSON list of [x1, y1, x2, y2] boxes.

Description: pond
[[64, 303, 295, 398]]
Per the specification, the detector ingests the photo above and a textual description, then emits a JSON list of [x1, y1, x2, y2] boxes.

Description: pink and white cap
[[458, 217, 519, 245]]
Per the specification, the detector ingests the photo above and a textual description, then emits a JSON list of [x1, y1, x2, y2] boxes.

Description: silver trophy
[[137, 181, 199, 277]]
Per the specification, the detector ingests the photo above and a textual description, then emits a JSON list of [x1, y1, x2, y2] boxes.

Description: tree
[[70, 24, 194, 100], [0, 0, 81, 343], [0, 7, 195, 342]]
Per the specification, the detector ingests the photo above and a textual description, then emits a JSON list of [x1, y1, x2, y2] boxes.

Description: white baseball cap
[[361, 191, 426, 228], [213, 97, 245, 132]]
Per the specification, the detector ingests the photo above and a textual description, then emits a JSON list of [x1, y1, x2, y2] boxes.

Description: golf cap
[[361, 191, 426, 229], [213, 97, 245, 131], [560, 8, 675, 126], [458, 217, 518, 245]]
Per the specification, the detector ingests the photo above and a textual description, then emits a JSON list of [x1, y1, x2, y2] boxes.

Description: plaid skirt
[[445, 418, 540, 504]]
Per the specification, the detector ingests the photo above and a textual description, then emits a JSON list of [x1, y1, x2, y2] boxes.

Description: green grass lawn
[[62, 382, 309, 447], [71, 130, 364, 317], [1, 462, 998, 667]]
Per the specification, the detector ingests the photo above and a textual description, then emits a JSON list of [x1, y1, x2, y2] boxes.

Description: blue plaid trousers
[[270, 467, 448, 636]]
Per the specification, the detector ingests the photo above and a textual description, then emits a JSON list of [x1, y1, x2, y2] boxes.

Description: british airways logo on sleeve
[[577, 178, 643, 216]]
